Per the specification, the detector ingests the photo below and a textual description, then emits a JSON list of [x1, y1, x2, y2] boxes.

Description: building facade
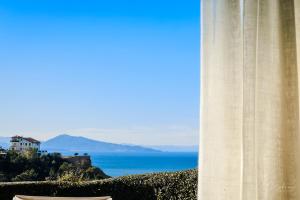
[[10, 136, 40, 152]]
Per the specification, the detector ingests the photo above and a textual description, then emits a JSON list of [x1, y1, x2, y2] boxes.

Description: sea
[[90, 152, 198, 177]]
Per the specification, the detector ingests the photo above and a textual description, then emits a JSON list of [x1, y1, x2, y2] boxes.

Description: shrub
[[82, 167, 107, 180], [0, 169, 197, 200], [12, 169, 38, 182]]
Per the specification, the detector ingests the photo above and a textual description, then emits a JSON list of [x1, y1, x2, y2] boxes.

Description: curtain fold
[[199, 0, 300, 199]]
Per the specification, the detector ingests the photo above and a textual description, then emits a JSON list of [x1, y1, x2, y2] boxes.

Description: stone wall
[[62, 156, 91, 167]]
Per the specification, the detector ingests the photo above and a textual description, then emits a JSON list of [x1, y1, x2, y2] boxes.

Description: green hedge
[[0, 169, 197, 200]]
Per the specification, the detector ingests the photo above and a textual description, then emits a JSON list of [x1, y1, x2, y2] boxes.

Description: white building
[[10, 136, 40, 152]]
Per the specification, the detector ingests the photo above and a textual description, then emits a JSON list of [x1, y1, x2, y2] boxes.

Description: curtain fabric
[[199, 0, 300, 199]]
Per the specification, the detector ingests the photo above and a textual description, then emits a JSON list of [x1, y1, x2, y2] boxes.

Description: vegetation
[[0, 150, 109, 182], [0, 169, 197, 200]]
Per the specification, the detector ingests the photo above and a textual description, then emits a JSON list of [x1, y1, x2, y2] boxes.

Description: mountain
[[148, 145, 198, 152], [0, 137, 10, 149], [41, 134, 161, 153]]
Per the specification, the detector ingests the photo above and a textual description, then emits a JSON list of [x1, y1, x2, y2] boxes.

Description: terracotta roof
[[12, 135, 22, 139], [25, 137, 40, 144], [11, 136, 40, 144]]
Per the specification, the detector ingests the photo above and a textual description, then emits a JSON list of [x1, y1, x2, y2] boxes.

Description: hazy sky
[[0, 0, 200, 145]]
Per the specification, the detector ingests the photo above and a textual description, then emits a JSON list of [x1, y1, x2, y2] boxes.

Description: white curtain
[[199, 0, 300, 199]]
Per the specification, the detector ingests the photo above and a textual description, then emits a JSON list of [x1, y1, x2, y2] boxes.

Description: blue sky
[[0, 0, 200, 145]]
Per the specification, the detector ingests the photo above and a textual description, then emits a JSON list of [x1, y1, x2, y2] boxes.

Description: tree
[[80, 166, 109, 180], [0, 150, 109, 182], [58, 162, 74, 174], [24, 148, 38, 159], [0, 172, 8, 182], [12, 169, 38, 182], [58, 171, 80, 182], [45, 168, 57, 181]]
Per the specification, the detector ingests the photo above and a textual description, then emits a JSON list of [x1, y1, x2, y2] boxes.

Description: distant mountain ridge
[[148, 145, 198, 152], [1, 134, 197, 153], [41, 134, 161, 153], [0, 137, 10, 149], [122, 143, 198, 152]]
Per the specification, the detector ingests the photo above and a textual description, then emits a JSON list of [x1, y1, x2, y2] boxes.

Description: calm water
[[90, 152, 198, 177]]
